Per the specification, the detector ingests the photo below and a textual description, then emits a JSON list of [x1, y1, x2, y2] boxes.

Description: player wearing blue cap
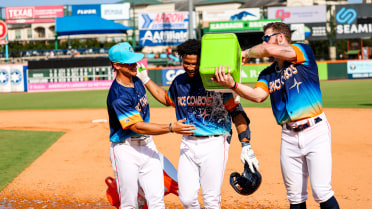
[[107, 42, 195, 209], [214, 22, 340, 209], [137, 39, 257, 209]]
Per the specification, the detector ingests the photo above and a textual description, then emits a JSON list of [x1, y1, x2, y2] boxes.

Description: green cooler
[[199, 33, 241, 92]]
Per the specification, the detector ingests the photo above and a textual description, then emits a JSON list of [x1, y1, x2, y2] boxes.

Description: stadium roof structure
[[55, 16, 132, 36], [196, 0, 246, 5], [117, 0, 163, 6]]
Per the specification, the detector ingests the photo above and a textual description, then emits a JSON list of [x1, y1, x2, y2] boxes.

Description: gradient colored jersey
[[107, 77, 149, 142], [165, 73, 238, 136], [255, 43, 323, 125]]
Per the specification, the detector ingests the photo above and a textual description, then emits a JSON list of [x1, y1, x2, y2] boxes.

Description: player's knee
[[179, 196, 199, 209], [312, 188, 334, 203]]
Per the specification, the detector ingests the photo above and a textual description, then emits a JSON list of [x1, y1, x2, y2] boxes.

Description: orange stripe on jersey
[[120, 114, 143, 129], [291, 44, 305, 64], [255, 81, 269, 94], [165, 90, 175, 107]]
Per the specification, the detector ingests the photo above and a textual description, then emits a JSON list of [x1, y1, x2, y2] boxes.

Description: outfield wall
[[0, 59, 371, 93]]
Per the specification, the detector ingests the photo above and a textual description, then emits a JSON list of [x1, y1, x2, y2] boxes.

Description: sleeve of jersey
[[291, 44, 310, 66], [113, 99, 143, 129], [255, 80, 269, 95], [165, 90, 175, 107], [223, 93, 238, 111]]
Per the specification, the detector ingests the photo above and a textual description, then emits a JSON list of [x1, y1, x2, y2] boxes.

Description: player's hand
[[171, 118, 196, 135], [241, 49, 250, 63], [136, 63, 151, 84], [241, 143, 259, 173], [212, 65, 235, 88]]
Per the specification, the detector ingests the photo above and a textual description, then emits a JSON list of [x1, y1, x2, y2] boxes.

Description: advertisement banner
[[303, 23, 328, 40], [241, 62, 328, 83], [139, 29, 190, 46], [347, 60, 372, 79], [203, 8, 260, 22], [335, 4, 372, 39], [138, 12, 195, 30], [209, 19, 281, 32], [0, 65, 11, 93], [28, 80, 113, 92], [5, 5, 64, 24], [268, 5, 327, 23], [161, 68, 185, 86], [72, 4, 101, 16], [241, 64, 268, 83], [10, 64, 26, 92], [101, 3, 130, 20]]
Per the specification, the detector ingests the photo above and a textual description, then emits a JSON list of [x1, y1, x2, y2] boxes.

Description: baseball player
[[106, 42, 195, 209], [213, 22, 340, 209], [137, 39, 258, 209]]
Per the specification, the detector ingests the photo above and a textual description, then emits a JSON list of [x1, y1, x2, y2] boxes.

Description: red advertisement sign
[[0, 21, 7, 39], [5, 5, 64, 24]]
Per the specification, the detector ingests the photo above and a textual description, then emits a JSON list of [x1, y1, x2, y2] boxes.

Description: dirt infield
[[0, 108, 371, 209]]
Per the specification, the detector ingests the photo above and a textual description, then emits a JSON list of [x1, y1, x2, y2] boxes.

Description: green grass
[[0, 129, 65, 191], [0, 90, 109, 110], [0, 79, 371, 110]]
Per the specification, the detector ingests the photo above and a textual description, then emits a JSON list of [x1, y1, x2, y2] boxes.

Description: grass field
[[0, 79, 371, 110], [0, 130, 65, 191]]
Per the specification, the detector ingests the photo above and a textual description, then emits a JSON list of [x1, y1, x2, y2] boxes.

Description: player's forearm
[[130, 121, 170, 135], [145, 80, 169, 106], [233, 84, 267, 103]]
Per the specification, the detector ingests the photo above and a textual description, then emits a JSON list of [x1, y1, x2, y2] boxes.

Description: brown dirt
[[0, 108, 371, 209]]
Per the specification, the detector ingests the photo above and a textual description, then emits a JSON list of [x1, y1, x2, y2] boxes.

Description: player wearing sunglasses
[[213, 22, 340, 209]]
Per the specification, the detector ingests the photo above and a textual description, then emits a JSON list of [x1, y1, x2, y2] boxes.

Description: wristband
[[142, 77, 150, 85], [230, 82, 238, 90], [169, 123, 173, 133], [246, 49, 251, 58], [241, 142, 250, 147]]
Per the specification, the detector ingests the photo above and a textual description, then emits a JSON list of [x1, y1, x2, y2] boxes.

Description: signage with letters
[[335, 4, 372, 39], [139, 29, 190, 46], [5, 5, 64, 24], [268, 5, 327, 24]]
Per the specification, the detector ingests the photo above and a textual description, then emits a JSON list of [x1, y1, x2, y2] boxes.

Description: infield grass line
[[0, 129, 65, 191]]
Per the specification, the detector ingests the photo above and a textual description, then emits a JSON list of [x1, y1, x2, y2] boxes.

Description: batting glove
[[137, 63, 150, 84], [241, 143, 259, 173]]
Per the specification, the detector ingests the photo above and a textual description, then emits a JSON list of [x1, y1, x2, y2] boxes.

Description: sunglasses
[[262, 32, 281, 42]]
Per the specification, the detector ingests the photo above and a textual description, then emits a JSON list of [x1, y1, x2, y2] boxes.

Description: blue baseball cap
[[108, 42, 144, 64]]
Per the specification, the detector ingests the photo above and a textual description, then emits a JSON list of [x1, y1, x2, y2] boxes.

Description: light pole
[[131, 0, 136, 48], [188, 0, 194, 39]]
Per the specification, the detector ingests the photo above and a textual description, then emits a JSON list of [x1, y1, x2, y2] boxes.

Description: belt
[[285, 117, 322, 132], [118, 136, 152, 146], [190, 135, 220, 139]]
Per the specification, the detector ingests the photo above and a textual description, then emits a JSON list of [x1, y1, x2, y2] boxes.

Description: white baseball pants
[[178, 135, 230, 209], [280, 113, 335, 204], [110, 136, 165, 209]]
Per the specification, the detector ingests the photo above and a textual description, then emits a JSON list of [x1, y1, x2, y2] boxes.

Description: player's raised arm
[[213, 65, 269, 103], [137, 64, 170, 106]]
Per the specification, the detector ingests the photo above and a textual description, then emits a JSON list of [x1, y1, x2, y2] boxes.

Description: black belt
[[285, 117, 322, 132]]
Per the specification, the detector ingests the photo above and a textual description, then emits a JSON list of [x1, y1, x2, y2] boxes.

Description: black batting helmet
[[229, 163, 262, 195]]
